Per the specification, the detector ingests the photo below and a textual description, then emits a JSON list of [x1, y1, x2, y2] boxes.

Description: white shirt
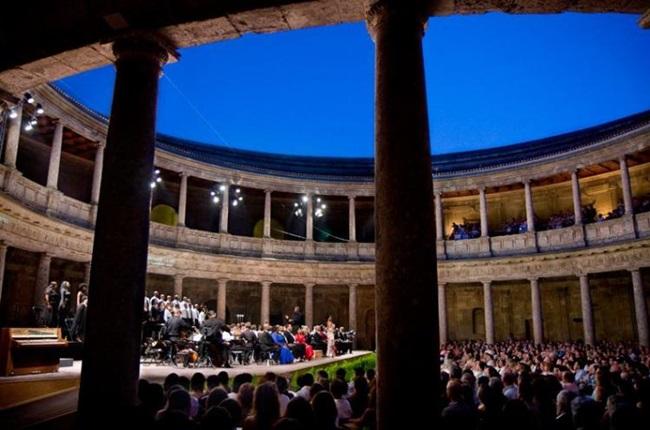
[[296, 386, 311, 400], [279, 393, 290, 416], [222, 331, 233, 342], [335, 398, 352, 427]]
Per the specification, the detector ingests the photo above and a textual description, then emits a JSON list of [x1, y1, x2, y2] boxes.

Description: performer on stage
[[326, 316, 336, 358], [44, 281, 60, 327], [201, 311, 229, 367], [286, 306, 304, 328], [72, 294, 88, 341], [272, 326, 295, 364]]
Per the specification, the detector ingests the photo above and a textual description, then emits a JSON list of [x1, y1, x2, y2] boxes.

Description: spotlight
[[210, 191, 216, 196], [219, 185, 226, 192], [150, 181, 156, 189], [24, 93, 35, 104], [238, 196, 243, 201], [235, 188, 241, 194], [316, 198, 321, 203], [156, 177, 162, 183], [30, 118, 37, 125], [9, 109, 17, 119], [301, 195, 308, 203], [155, 169, 160, 175], [232, 199, 238, 207], [24, 123, 33, 131], [212, 196, 219, 204], [36, 104, 44, 115], [321, 204, 326, 209], [293, 202, 299, 207]]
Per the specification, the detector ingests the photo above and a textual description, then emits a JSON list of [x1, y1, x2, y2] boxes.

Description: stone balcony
[[3, 164, 649, 262]]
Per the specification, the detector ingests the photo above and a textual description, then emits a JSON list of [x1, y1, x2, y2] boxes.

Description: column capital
[[478, 185, 487, 193], [304, 282, 315, 288], [348, 282, 359, 288], [528, 277, 539, 283], [217, 278, 229, 286], [366, 0, 428, 40], [112, 32, 178, 66], [96, 141, 106, 150], [438, 282, 447, 288], [619, 154, 628, 163], [0, 240, 7, 249], [261, 280, 272, 287], [434, 190, 442, 197], [40, 252, 53, 260], [481, 280, 492, 287], [174, 273, 185, 280], [179, 171, 189, 178], [264, 189, 272, 195], [348, 194, 356, 201], [628, 268, 641, 274]]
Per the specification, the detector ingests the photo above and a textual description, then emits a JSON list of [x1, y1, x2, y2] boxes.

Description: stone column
[[305, 283, 314, 327], [46, 121, 64, 189], [579, 274, 595, 345], [619, 155, 634, 215], [0, 243, 7, 305], [367, 3, 438, 428], [78, 33, 174, 427], [479, 187, 488, 237], [348, 196, 357, 241], [83, 262, 91, 285], [3, 104, 22, 168], [219, 184, 229, 233], [483, 281, 495, 344], [305, 193, 313, 240], [263, 190, 272, 238], [435, 191, 444, 240], [571, 170, 583, 225], [348, 283, 357, 331], [90, 142, 105, 205], [177, 172, 188, 227], [173, 274, 184, 297], [530, 278, 543, 344], [35, 253, 51, 307], [630, 269, 649, 347], [217, 278, 227, 321], [438, 282, 447, 345], [524, 180, 535, 233], [260, 281, 271, 325]]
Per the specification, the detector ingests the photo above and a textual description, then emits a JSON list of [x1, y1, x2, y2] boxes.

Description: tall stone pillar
[[305, 193, 313, 240], [579, 274, 595, 345], [217, 278, 227, 321], [4, 104, 22, 168], [438, 282, 447, 345], [434, 191, 444, 240], [524, 180, 535, 232], [78, 33, 174, 427], [35, 253, 51, 307], [367, 2, 439, 428], [90, 142, 105, 205], [0, 243, 7, 305], [46, 121, 64, 189], [173, 274, 184, 297], [630, 269, 649, 347], [479, 187, 488, 237], [571, 170, 583, 225], [83, 262, 91, 285], [305, 283, 314, 327], [260, 281, 271, 325], [483, 281, 495, 344], [348, 283, 357, 331], [178, 172, 188, 227], [348, 196, 357, 241], [619, 155, 634, 215], [263, 190, 272, 238], [219, 185, 229, 233], [530, 278, 543, 344]]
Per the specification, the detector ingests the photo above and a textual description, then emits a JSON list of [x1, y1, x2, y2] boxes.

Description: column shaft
[[83, 262, 91, 285], [260, 281, 271, 325], [530, 278, 543, 344], [631, 269, 649, 347], [620, 156, 634, 215], [78, 33, 172, 427], [306, 194, 313, 240], [435, 192, 444, 240], [479, 188, 488, 237], [524, 181, 535, 232], [4, 104, 22, 168], [438, 283, 447, 344], [219, 185, 229, 233], [348, 196, 357, 241], [483, 281, 495, 344], [178, 173, 188, 226], [173, 275, 184, 297], [217, 279, 227, 321], [90, 143, 105, 204], [348, 284, 357, 331], [0, 244, 8, 307], [369, 3, 438, 428], [305, 283, 314, 327], [35, 253, 51, 307], [46, 122, 63, 189], [572, 171, 583, 225], [579, 274, 595, 345], [263, 190, 272, 238]]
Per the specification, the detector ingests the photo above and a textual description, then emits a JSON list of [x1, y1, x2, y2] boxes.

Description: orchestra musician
[[201, 311, 230, 367]]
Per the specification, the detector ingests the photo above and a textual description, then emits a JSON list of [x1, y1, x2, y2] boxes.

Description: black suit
[[165, 316, 190, 341], [284, 330, 305, 359]]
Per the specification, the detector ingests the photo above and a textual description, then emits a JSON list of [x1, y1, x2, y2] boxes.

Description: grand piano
[[0, 328, 68, 376]]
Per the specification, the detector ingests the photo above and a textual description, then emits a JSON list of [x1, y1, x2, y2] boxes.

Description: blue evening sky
[[56, 13, 650, 157]]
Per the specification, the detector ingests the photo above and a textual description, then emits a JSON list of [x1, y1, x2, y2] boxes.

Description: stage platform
[[0, 351, 373, 428]]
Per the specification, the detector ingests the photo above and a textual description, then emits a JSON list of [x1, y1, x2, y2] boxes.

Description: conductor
[[286, 306, 304, 327]]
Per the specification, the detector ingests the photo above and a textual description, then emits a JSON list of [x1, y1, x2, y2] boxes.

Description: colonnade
[[437, 272, 650, 347]]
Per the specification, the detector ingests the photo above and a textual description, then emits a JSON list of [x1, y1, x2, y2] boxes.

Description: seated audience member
[[243, 382, 281, 430]]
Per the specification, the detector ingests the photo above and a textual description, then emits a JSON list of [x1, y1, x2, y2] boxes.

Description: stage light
[[9, 109, 17, 119], [155, 169, 160, 174], [30, 118, 37, 125], [316, 198, 321, 203], [36, 104, 44, 115], [301, 195, 308, 203], [210, 191, 216, 196], [24, 123, 33, 131], [212, 196, 219, 204], [156, 177, 162, 183], [219, 185, 226, 191], [321, 204, 326, 209], [25, 93, 35, 104], [235, 188, 241, 194], [294, 202, 299, 207], [232, 199, 239, 207], [238, 196, 243, 202]]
